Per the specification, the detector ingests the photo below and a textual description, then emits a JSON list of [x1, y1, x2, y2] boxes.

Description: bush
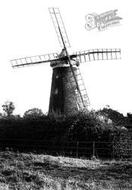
[[0, 111, 131, 159]]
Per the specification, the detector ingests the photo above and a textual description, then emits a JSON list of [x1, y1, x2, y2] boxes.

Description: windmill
[[11, 7, 121, 119]]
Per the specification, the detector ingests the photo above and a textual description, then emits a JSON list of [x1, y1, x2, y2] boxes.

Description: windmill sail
[[11, 53, 59, 68], [49, 7, 71, 48], [71, 48, 121, 63], [67, 63, 90, 109]]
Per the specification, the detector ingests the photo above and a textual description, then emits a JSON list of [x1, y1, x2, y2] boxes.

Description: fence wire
[[0, 139, 132, 160]]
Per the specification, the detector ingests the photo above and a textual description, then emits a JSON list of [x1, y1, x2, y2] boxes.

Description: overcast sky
[[0, 0, 131, 116]]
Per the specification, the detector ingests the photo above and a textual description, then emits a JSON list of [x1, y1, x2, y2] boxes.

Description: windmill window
[[55, 89, 58, 95]]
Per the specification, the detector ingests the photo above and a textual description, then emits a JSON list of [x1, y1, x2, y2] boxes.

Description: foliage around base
[[0, 111, 131, 159]]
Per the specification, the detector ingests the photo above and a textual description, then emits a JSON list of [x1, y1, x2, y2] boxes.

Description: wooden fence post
[[93, 141, 95, 157], [112, 141, 114, 159], [76, 141, 79, 158]]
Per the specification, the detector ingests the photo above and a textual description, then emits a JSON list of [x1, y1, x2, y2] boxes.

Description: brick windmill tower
[[11, 8, 121, 119]]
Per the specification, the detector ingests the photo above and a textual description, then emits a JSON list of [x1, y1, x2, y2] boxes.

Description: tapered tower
[[49, 51, 81, 118]]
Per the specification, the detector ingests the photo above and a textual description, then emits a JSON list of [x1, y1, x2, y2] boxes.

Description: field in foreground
[[0, 151, 131, 189]]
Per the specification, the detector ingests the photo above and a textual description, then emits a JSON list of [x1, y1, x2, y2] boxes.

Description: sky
[[0, 0, 131, 116]]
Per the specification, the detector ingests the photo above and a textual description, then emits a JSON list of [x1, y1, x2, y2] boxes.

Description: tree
[[0, 112, 2, 118], [96, 107, 125, 126], [2, 101, 15, 117], [23, 108, 44, 119], [67, 111, 103, 142]]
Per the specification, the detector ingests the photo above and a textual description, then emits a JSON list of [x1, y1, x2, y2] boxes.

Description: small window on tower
[[55, 89, 58, 95]]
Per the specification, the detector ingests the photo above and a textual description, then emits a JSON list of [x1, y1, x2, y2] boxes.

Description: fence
[[0, 139, 132, 159]]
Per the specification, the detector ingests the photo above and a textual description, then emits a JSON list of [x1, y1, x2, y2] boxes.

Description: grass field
[[0, 151, 131, 189]]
